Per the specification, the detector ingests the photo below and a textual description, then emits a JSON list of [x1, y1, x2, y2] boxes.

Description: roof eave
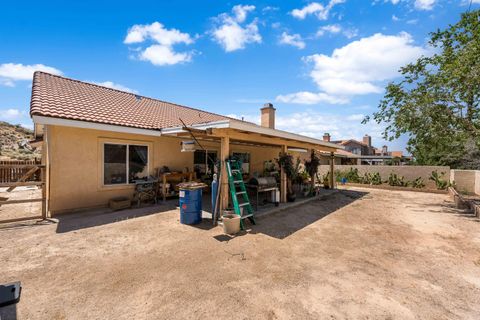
[[32, 115, 162, 137]]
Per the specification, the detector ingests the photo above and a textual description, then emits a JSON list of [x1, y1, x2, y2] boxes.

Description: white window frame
[[102, 141, 150, 186]]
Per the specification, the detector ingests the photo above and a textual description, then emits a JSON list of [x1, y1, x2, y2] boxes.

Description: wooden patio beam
[[210, 128, 337, 152]]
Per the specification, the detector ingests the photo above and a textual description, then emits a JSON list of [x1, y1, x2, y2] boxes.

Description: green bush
[[388, 173, 408, 187], [362, 172, 382, 185], [429, 171, 450, 190], [411, 177, 425, 188], [335, 168, 361, 183]]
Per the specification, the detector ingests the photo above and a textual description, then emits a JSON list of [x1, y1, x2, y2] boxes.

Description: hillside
[[0, 121, 41, 160]]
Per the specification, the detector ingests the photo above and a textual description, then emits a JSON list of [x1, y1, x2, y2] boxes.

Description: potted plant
[[276, 152, 299, 202], [304, 150, 320, 196]]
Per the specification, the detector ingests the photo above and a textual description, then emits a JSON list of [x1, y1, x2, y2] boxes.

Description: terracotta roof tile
[[30, 72, 229, 130]]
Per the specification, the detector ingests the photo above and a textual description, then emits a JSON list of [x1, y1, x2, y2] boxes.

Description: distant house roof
[[30, 72, 230, 130], [332, 139, 371, 148]]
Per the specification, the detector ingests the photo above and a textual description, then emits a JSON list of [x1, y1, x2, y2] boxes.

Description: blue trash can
[[179, 188, 203, 225]]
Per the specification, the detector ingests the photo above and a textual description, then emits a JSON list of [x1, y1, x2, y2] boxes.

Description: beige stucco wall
[[46, 125, 283, 214], [450, 170, 480, 195], [319, 165, 450, 188]]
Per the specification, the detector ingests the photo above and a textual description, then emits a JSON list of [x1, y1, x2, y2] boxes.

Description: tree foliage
[[364, 10, 480, 169]]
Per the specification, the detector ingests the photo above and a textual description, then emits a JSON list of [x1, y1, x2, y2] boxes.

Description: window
[[232, 152, 250, 174], [193, 150, 217, 176], [103, 143, 148, 185]]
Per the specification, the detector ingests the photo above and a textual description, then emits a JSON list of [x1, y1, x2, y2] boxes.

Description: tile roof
[[332, 139, 369, 147], [30, 72, 230, 130]]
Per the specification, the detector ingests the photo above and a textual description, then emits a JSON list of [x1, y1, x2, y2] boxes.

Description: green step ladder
[[226, 159, 255, 229]]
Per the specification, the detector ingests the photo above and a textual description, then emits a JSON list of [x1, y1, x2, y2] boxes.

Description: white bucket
[[222, 212, 241, 235]]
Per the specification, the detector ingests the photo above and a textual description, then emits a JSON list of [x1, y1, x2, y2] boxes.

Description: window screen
[[104, 144, 127, 185], [103, 143, 148, 185], [129, 145, 148, 183]]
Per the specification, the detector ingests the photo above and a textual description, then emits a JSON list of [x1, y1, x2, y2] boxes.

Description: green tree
[[364, 10, 480, 169]]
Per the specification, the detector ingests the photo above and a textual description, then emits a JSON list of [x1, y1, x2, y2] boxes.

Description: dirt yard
[[1, 187, 479, 319]]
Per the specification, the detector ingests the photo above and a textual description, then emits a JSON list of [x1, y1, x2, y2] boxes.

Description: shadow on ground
[[248, 189, 368, 240], [55, 201, 179, 233], [52, 190, 368, 235], [412, 200, 480, 222]]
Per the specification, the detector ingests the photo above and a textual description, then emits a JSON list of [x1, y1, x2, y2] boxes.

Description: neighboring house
[[325, 133, 409, 165], [331, 135, 376, 156], [30, 72, 341, 215]]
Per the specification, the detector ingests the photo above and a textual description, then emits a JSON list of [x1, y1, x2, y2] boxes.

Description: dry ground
[[0, 187, 42, 222], [1, 187, 479, 320]]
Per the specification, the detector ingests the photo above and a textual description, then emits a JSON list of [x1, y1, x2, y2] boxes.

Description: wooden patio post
[[280, 145, 288, 203], [220, 136, 230, 211], [329, 151, 335, 189]]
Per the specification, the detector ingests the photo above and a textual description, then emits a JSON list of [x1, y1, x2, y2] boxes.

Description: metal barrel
[[179, 188, 203, 225]]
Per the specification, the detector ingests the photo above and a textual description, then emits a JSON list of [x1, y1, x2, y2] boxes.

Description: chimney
[[261, 103, 276, 129], [323, 133, 331, 142], [382, 145, 388, 156], [363, 134, 372, 147]]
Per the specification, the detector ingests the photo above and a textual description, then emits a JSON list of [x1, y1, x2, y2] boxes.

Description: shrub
[[429, 171, 450, 190], [335, 168, 361, 183], [411, 177, 425, 189], [388, 173, 408, 187]]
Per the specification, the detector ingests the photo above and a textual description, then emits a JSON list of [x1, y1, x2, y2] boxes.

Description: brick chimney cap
[[261, 102, 275, 110]]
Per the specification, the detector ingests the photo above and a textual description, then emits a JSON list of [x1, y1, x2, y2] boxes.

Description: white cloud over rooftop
[[0, 63, 62, 87], [124, 22, 195, 66], [277, 32, 429, 104], [211, 5, 262, 52]]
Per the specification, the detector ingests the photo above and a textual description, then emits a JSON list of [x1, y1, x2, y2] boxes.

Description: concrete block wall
[[476, 171, 480, 195], [319, 165, 450, 189], [450, 170, 480, 195]]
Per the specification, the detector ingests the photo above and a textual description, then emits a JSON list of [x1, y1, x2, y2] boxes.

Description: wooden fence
[[0, 159, 42, 183], [0, 160, 47, 223]]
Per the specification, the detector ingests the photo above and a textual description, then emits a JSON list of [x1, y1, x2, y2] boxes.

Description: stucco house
[[30, 72, 341, 215]]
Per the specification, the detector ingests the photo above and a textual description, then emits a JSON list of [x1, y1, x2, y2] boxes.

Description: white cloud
[[88, 81, 138, 93], [316, 24, 358, 39], [0, 63, 62, 87], [279, 32, 306, 49], [232, 4, 255, 23], [290, 0, 345, 20], [276, 91, 348, 105], [277, 32, 428, 104], [140, 45, 193, 66], [392, 14, 400, 21], [228, 110, 386, 145], [316, 24, 342, 37], [262, 6, 279, 12], [414, 0, 435, 10], [124, 22, 194, 66], [307, 32, 428, 96], [0, 108, 27, 121], [212, 5, 262, 52], [346, 114, 365, 121]]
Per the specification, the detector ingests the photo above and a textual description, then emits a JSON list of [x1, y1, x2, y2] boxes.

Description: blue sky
[[0, 0, 477, 152]]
